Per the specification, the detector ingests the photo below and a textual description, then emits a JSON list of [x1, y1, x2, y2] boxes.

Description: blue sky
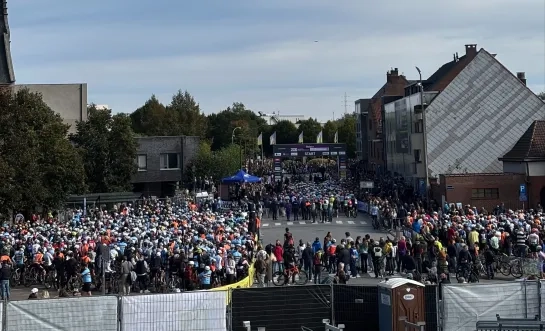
[[9, 0, 545, 121]]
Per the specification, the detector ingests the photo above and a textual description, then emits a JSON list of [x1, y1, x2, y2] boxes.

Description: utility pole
[[416, 66, 430, 209]]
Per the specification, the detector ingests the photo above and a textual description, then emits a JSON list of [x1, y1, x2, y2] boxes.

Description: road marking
[[275, 223, 281, 226], [287, 222, 293, 225], [299, 221, 305, 224], [360, 221, 368, 225], [347, 221, 355, 225], [262, 224, 269, 227], [336, 220, 343, 224]]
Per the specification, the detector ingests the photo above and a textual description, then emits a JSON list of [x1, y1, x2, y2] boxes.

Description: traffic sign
[[519, 184, 527, 202]]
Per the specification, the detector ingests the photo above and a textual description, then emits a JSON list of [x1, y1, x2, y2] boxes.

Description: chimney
[[387, 68, 399, 83], [465, 44, 477, 58], [517, 72, 527, 86]]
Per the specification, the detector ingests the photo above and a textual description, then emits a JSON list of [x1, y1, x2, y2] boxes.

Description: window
[[137, 154, 147, 171], [160, 153, 180, 170], [414, 149, 422, 163], [414, 119, 423, 133], [471, 188, 499, 199]]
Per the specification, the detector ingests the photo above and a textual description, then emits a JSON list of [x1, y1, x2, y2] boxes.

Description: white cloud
[[8, 0, 545, 121]]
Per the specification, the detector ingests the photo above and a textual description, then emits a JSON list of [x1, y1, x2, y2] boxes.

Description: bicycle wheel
[[23, 271, 34, 287], [44, 273, 54, 289], [271, 271, 286, 286], [294, 271, 309, 285], [455, 269, 465, 282], [511, 264, 523, 278], [499, 262, 511, 276]]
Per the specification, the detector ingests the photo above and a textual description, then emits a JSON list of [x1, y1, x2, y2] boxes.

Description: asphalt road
[[259, 213, 389, 247]]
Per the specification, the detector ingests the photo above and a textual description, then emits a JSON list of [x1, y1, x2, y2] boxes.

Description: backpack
[[255, 259, 266, 273], [313, 253, 321, 265], [373, 246, 382, 257]]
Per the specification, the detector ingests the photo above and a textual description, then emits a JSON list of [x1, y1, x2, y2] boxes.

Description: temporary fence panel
[[424, 285, 439, 331], [231, 285, 332, 331], [542, 280, 545, 321], [442, 281, 540, 331], [6, 296, 118, 331], [212, 263, 255, 304], [121, 291, 227, 331], [333, 284, 379, 331]]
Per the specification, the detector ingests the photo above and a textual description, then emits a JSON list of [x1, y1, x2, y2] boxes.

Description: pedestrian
[[0, 260, 11, 300], [254, 256, 267, 287], [81, 264, 92, 296], [119, 256, 133, 295]]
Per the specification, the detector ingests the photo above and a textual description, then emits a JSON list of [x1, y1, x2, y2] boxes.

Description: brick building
[[432, 120, 545, 211], [356, 68, 410, 172]]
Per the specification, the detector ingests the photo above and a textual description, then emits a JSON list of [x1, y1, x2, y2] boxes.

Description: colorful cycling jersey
[[13, 251, 24, 265], [34, 253, 43, 263]]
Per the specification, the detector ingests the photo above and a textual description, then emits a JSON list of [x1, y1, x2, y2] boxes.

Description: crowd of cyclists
[[257, 165, 545, 288]]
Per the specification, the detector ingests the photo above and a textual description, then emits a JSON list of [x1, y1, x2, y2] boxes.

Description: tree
[[297, 118, 322, 143], [206, 103, 267, 152], [185, 142, 241, 185], [71, 105, 137, 193], [538, 91, 545, 101], [265, 120, 298, 155], [0, 88, 85, 214], [131, 95, 179, 136], [167, 90, 208, 137], [336, 114, 357, 158], [322, 120, 338, 143]]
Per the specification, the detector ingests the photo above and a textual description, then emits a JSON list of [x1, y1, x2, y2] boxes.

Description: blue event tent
[[221, 169, 261, 184]]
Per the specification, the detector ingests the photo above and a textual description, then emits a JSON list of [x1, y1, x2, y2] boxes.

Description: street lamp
[[415, 66, 430, 208], [232, 127, 243, 170], [232, 127, 241, 145]]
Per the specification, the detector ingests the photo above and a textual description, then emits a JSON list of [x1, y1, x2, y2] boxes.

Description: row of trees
[[1, 88, 356, 213], [0, 89, 137, 214], [130, 91, 357, 157]]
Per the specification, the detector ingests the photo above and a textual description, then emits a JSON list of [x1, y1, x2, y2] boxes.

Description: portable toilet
[[377, 278, 425, 331]]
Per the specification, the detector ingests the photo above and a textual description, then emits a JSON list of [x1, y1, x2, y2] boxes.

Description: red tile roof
[[500, 120, 545, 161]]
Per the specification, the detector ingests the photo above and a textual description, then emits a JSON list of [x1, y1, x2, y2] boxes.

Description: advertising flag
[[257, 132, 263, 146], [270, 131, 277, 145], [298, 131, 304, 143], [334, 131, 338, 143], [316, 130, 323, 144]]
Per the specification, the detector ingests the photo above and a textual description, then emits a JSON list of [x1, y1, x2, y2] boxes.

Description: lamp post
[[231, 127, 241, 145], [415, 66, 430, 208], [232, 127, 243, 170]]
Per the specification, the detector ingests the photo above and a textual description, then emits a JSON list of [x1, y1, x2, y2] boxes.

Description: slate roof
[[500, 120, 545, 161], [425, 55, 468, 90]]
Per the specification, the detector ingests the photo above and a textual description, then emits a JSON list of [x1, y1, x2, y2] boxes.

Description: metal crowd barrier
[[476, 314, 545, 331]]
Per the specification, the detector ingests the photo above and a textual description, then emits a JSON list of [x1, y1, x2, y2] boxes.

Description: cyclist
[[12, 247, 25, 279], [149, 251, 163, 286], [282, 243, 297, 284], [457, 244, 472, 276], [32, 248, 46, 280]]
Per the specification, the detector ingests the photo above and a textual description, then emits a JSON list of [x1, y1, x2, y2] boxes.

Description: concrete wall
[[14, 84, 87, 134]]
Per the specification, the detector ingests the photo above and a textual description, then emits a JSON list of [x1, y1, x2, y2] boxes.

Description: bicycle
[[272, 264, 308, 286], [23, 266, 46, 287], [44, 269, 57, 290], [66, 274, 82, 292], [455, 262, 480, 283]]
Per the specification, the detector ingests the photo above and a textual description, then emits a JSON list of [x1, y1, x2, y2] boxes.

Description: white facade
[[503, 161, 545, 176], [425, 50, 545, 177]]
